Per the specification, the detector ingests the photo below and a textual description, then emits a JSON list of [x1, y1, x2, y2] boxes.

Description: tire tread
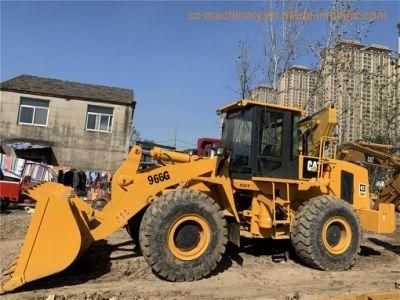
[[291, 195, 361, 270], [139, 189, 227, 281]]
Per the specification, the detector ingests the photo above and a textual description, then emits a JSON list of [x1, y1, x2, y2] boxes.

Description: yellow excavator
[[337, 141, 400, 211], [0, 100, 396, 293]]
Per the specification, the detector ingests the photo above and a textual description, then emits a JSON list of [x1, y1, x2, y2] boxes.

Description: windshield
[[221, 108, 253, 174]]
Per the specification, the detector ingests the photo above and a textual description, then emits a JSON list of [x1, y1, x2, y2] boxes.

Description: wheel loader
[[0, 100, 396, 293]]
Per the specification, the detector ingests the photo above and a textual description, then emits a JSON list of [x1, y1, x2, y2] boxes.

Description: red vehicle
[[0, 175, 31, 210], [197, 138, 221, 157], [0, 162, 56, 210]]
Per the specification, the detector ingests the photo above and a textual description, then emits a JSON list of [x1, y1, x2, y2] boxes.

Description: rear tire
[[291, 195, 361, 271], [139, 189, 227, 281]]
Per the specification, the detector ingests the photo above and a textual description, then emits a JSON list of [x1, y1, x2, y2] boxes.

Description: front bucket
[[0, 182, 90, 293]]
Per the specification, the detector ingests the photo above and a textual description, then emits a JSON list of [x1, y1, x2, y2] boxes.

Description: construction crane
[[0, 100, 396, 293], [337, 141, 400, 211]]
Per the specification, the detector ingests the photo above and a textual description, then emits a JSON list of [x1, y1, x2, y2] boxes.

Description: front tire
[[126, 207, 146, 253], [139, 189, 227, 281], [291, 195, 361, 271]]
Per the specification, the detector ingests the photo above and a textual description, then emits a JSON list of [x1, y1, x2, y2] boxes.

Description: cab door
[[253, 107, 299, 179]]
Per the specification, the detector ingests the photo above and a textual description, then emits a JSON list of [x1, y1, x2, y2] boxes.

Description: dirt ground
[[0, 209, 399, 300]]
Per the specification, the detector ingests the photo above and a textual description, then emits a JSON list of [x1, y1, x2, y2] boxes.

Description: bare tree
[[322, 43, 361, 141], [306, 1, 367, 104], [233, 0, 381, 145], [366, 60, 400, 146], [236, 40, 257, 100], [360, 57, 400, 187], [261, 0, 307, 102], [304, 0, 373, 143]]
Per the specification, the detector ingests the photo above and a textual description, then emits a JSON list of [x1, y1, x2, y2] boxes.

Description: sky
[[1, 1, 399, 150]]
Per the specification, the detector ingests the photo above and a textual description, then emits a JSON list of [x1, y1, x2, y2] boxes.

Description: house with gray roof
[[0, 75, 135, 171]]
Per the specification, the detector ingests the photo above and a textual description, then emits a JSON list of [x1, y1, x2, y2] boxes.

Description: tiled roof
[[0, 75, 134, 105]]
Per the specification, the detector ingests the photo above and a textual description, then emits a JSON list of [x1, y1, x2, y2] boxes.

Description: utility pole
[[173, 126, 177, 149], [397, 23, 400, 54]]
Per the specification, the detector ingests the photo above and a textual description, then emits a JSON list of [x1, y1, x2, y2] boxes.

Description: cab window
[[259, 112, 283, 157], [221, 108, 253, 174]]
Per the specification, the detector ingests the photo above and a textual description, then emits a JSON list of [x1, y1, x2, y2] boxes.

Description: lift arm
[[0, 146, 219, 293]]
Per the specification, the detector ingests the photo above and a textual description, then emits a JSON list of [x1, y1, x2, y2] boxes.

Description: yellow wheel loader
[[0, 100, 396, 293]]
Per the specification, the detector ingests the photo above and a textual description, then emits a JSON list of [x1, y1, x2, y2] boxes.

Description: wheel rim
[[322, 216, 352, 255], [168, 214, 211, 261]]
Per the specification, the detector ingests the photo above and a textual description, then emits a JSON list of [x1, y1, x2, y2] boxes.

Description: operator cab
[[218, 100, 304, 180]]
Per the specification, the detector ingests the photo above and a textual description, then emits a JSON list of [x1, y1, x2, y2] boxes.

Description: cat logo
[[303, 158, 319, 178], [240, 183, 251, 188], [307, 160, 318, 172], [359, 183, 367, 197], [367, 156, 374, 163]]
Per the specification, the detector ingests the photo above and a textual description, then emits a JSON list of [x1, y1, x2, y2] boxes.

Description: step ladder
[[271, 182, 291, 239]]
